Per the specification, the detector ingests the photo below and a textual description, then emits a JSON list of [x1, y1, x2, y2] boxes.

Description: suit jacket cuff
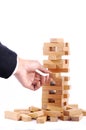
[[0, 43, 17, 78]]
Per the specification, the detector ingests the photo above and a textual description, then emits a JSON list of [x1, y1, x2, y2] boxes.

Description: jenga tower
[[42, 38, 70, 110]]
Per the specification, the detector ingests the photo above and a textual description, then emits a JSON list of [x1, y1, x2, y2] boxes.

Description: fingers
[[39, 67, 49, 74], [30, 76, 47, 91], [35, 69, 49, 84], [20, 69, 49, 91], [33, 81, 41, 91]]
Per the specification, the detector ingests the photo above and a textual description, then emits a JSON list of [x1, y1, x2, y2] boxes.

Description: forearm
[[0, 42, 17, 78]]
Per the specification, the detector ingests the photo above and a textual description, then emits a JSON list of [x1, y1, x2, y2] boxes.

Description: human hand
[[14, 57, 49, 90]]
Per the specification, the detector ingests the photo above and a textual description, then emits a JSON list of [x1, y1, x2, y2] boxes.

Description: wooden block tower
[[4, 38, 86, 122], [42, 38, 70, 111]]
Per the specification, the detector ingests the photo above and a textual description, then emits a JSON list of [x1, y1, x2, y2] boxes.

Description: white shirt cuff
[[12, 56, 19, 75]]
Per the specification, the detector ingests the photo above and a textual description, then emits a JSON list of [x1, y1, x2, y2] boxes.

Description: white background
[[0, 0, 86, 129]]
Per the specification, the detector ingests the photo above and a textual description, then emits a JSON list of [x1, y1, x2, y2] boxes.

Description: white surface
[[0, 117, 86, 130]]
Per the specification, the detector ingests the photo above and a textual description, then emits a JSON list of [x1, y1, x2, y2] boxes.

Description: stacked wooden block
[[4, 38, 86, 123], [42, 38, 70, 110]]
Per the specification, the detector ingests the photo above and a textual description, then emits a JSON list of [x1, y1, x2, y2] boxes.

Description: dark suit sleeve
[[0, 42, 17, 78]]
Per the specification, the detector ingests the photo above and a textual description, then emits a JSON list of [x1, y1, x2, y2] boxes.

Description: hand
[[14, 57, 49, 90]]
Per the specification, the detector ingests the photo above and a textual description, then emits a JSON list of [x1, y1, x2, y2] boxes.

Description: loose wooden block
[[20, 114, 32, 121], [82, 109, 86, 116], [4, 111, 20, 120], [60, 115, 70, 121], [29, 106, 41, 112], [36, 116, 47, 123], [29, 110, 44, 119], [70, 114, 83, 121], [14, 109, 30, 115], [64, 109, 82, 116], [66, 104, 78, 109], [50, 116, 58, 122]]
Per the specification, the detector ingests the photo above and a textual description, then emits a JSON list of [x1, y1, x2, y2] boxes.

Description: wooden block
[[42, 102, 61, 107], [14, 109, 30, 115], [20, 114, 32, 121], [82, 110, 86, 116], [4, 111, 20, 120], [29, 110, 44, 119], [66, 106, 72, 110], [43, 59, 69, 69], [42, 93, 64, 99], [70, 114, 83, 121], [42, 94, 69, 101], [67, 104, 78, 109], [49, 76, 69, 87], [47, 50, 69, 59], [42, 85, 64, 91], [43, 60, 56, 69], [43, 42, 64, 55], [63, 101, 68, 106], [64, 42, 69, 47], [50, 38, 64, 43], [44, 110, 61, 117], [46, 105, 63, 112], [42, 98, 65, 104], [60, 115, 70, 121], [44, 42, 64, 48], [64, 76, 70, 81], [48, 68, 69, 73], [63, 94, 69, 98], [42, 85, 70, 91], [48, 55, 61, 60], [64, 50, 70, 55], [43, 42, 69, 56], [50, 117, 58, 122], [63, 46, 69, 52], [49, 72, 61, 79], [64, 109, 82, 116], [42, 102, 64, 108], [50, 89, 63, 94], [29, 106, 41, 112], [64, 85, 70, 90], [36, 116, 47, 123], [42, 104, 48, 109]]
